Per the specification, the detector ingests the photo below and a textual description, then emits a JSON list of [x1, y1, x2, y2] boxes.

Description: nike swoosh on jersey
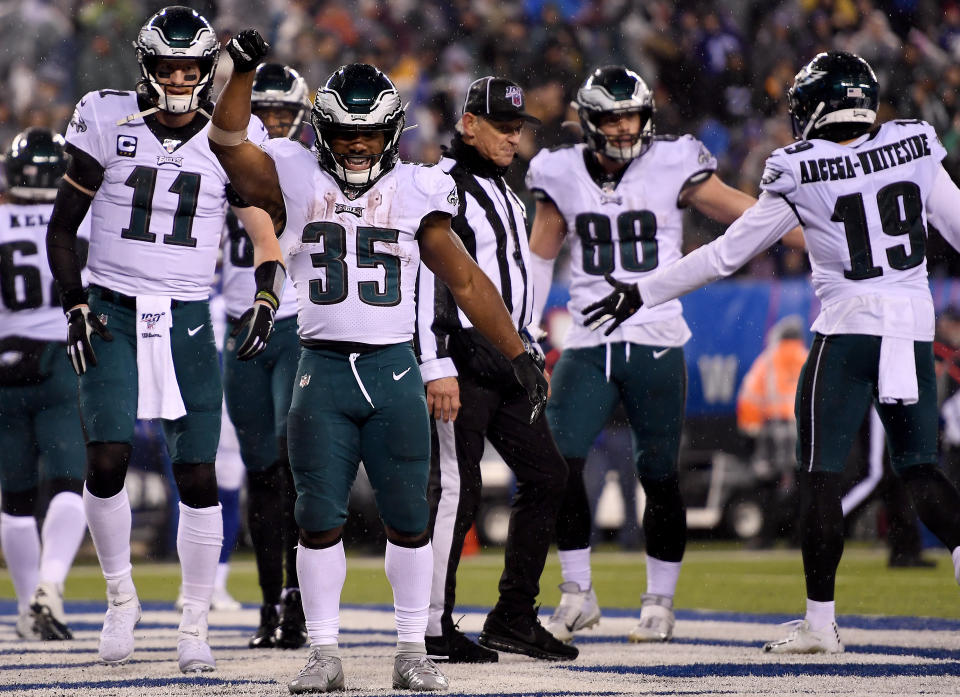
[[393, 367, 412, 381], [187, 324, 204, 336], [652, 348, 671, 359]]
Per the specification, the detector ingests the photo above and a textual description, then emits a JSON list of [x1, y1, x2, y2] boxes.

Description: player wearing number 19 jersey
[[45, 6, 284, 674], [526, 65, 762, 645], [620, 51, 960, 654]]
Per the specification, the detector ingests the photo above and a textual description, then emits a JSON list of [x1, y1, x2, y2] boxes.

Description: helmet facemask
[[576, 65, 655, 162], [311, 64, 405, 194], [135, 6, 219, 115], [251, 64, 311, 140]]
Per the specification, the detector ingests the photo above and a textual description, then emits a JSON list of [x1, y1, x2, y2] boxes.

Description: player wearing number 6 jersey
[[526, 65, 779, 645], [0, 129, 90, 643], [210, 29, 549, 694], [45, 6, 284, 674], [600, 51, 960, 654]]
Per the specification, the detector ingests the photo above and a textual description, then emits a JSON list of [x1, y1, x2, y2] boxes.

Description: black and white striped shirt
[[415, 138, 534, 382]]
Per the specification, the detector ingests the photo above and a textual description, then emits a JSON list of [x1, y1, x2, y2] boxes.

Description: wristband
[[208, 123, 248, 147]]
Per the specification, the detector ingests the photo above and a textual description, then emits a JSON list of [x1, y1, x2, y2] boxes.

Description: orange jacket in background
[[736, 338, 809, 435]]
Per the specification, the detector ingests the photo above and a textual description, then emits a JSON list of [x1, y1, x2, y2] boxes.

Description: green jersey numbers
[[301, 223, 402, 307], [575, 210, 658, 275], [120, 165, 202, 247], [226, 211, 254, 268], [831, 180, 926, 281]]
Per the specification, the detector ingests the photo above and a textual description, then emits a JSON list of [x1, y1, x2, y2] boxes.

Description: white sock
[[83, 485, 135, 595], [214, 562, 230, 591], [0, 513, 40, 612], [645, 555, 682, 598], [39, 492, 86, 587], [385, 541, 432, 644], [177, 503, 223, 616], [298, 541, 346, 646], [952, 546, 960, 585], [805, 598, 836, 631], [558, 548, 592, 590]]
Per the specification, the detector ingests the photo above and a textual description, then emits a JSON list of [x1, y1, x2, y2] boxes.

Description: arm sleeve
[[635, 191, 798, 308], [413, 265, 458, 383], [47, 180, 95, 310], [64, 143, 105, 192], [529, 251, 555, 330], [926, 165, 960, 252]]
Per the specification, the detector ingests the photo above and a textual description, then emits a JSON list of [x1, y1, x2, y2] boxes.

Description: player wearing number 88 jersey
[[45, 5, 286, 674], [526, 65, 771, 645], [628, 50, 960, 654]]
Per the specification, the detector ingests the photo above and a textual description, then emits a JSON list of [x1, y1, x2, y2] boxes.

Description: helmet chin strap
[[801, 101, 826, 140]]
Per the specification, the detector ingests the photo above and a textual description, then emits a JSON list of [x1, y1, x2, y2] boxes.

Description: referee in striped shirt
[[415, 77, 575, 663]]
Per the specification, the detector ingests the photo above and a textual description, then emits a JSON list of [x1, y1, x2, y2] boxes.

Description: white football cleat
[[178, 607, 216, 673], [289, 648, 345, 693], [30, 581, 73, 640], [763, 619, 844, 654], [545, 581, 601, 643], [16, 609, 41, 640], [99, 586, 141, 664], [628, 593, 674, 642]]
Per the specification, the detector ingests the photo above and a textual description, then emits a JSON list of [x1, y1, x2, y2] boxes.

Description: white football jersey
[[263, 138, 459, 343], [220, 209, 298, 321], [0, 202, 91, 342], [637, 120, 949, 341], [761, 120, 945, 311], [526, 137, 716, 348], [64, 90, 268, 300]]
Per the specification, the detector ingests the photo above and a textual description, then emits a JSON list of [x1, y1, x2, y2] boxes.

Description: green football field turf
[[4, 542, 956, 618]]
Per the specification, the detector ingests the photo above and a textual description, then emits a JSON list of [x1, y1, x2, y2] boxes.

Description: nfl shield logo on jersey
[[505, 85, 523, 108]]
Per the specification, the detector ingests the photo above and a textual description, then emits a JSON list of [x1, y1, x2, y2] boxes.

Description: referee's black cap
[[463, 76, 541, 125]]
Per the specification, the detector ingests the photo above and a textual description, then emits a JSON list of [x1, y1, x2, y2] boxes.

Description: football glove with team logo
[[227, 29, 269, 73], [66, 305, 113, 376]]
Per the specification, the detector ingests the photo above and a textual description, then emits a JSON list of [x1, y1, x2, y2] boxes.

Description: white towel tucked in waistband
[[878, 336, 918, 405], [136, 295, 186, 420]]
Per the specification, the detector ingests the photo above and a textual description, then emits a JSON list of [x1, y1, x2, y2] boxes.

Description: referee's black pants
[[427, 374, 568, 635]]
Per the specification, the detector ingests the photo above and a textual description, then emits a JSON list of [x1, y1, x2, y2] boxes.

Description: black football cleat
[[275, 589, 308, 649], [426, 627, 498, 663], [479, 609, 578, 661], [249, 603, 279, 648]]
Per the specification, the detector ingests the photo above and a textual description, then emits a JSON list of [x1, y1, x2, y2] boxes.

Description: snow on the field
[[2, 601, 960, 696]]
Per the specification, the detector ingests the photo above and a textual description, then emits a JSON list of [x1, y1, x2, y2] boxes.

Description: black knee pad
[[172, 461, 219, 509], [640, 474, 686, 562], [0, 486, 37, 516], [85, 442, 132, 498], [300, 529, 342, 549]]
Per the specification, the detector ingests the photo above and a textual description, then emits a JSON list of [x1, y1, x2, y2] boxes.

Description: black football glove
[[66, 305, 113, 376], [512, 353, 548, 424], [520, 327, 546, 372], [226, 29, 269, 73], [582, 273, 643, 336], [231, 302, 275, 361]]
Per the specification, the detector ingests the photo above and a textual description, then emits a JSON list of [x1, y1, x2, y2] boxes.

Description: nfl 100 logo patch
[[505, 85, 523, 107]]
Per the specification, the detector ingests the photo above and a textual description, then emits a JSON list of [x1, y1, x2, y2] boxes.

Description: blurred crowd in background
[[4, 0, 960, 274]]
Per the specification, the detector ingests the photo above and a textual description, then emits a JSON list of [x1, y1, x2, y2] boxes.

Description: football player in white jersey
[[45, 6, 285, 673], [219, 63, 309, 649], [209, 30, 549, 693], [527, 65, 772, 645], [0, 129, 89, 642], [591, 51, 960, 654]]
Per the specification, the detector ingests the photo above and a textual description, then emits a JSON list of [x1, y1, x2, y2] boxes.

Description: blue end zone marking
[[565, 663, 960, 678], [0, 676, 274, 693], [570, 635, 960, 661], [2, 600, 958, 632]]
